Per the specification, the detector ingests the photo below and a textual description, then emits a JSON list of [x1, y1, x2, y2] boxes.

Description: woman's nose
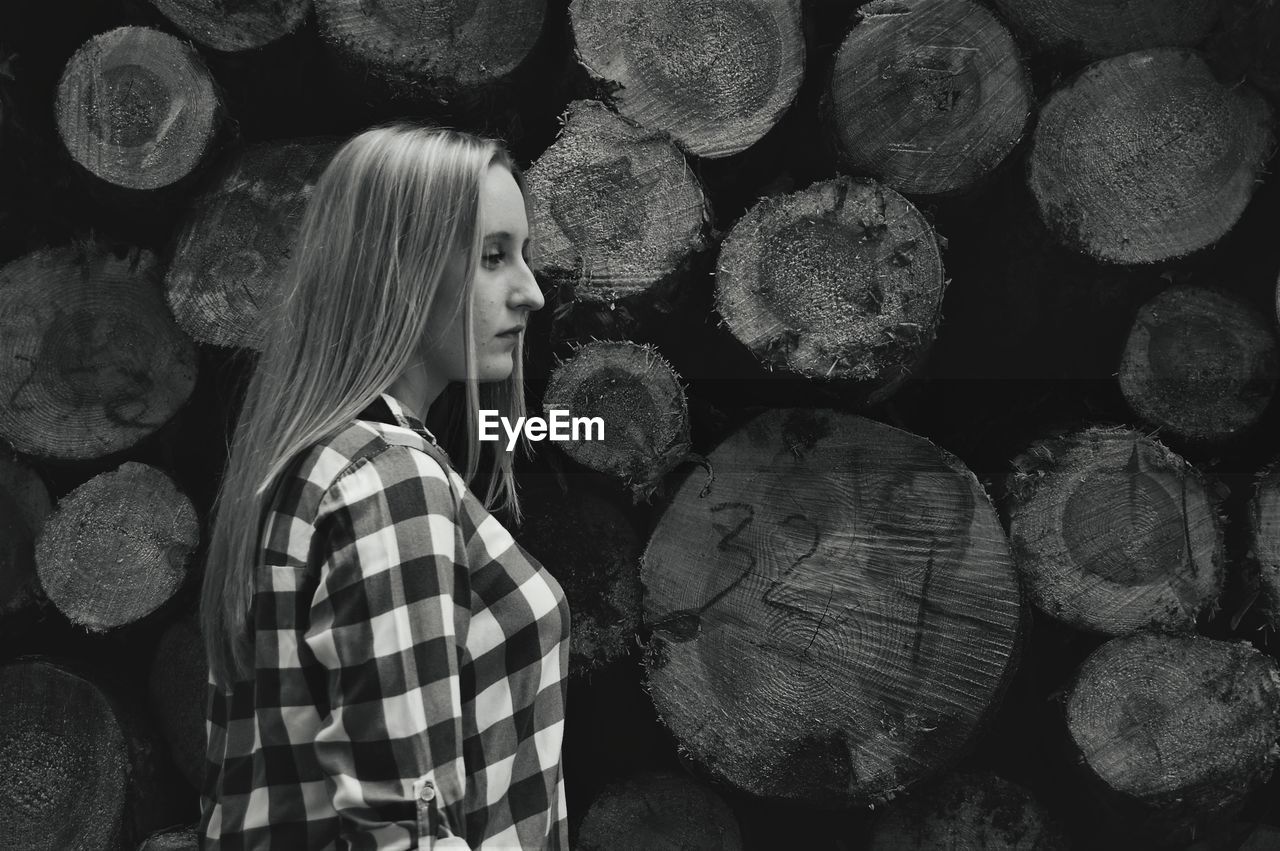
[[515, 265, 545, 312]]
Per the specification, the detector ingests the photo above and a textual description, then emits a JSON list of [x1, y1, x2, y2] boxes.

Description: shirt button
[[418, 780, 436, 802]]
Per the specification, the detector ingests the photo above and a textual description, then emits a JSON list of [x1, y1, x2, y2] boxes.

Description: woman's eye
[[483, 252, 504, 266]]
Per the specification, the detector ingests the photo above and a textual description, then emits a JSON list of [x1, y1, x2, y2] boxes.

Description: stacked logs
[[0, 0, 1278, 849]]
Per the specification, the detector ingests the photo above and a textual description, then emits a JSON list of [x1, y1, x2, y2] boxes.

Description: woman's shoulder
[[317, 419, 452, 490], [280, 418, 456, 522]]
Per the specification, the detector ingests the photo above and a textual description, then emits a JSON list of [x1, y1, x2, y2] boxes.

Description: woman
[[199, 123, 569, 850]]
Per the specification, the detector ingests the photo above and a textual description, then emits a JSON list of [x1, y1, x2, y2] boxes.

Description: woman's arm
[[304, 446, 473, 850]]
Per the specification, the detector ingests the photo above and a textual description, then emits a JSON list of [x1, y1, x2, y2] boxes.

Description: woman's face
[[430, 163, 544, 384]]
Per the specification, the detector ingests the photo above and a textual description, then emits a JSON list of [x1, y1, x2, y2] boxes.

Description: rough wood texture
[[1209, 0, 1280, 101], [1066, 632, 1280, 846], [543, 340, 691, 500], [991, 0, 1225, 61], [0, 659, 130, 850], [147, 615, 207, 789], [1118, 285, 1279, 444], [1027, 49, 1273, 265], [827, 0, 1031, 197], [0, 242, 198, 460], [1248, 461, 1280, 631], [570, 0, 806, 158], [0, 452, 52, 616], [314, 0, 546, 93], [714, 175, 944, 401], [35, 463, 199, 631], [513, 482, 643, 674], [164, 138, 337, 350], [866, 772, 1069, 849], [1004, 427, 1224, 635], [641, 408, 1022, 808], [525, 99, 708, 305], [54, 26, 225, 191], [575, 771, 742, 850], [138, 825, 198, 850], [147, 0, 310, 52]]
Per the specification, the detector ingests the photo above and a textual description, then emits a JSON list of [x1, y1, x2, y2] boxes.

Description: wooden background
[[1, 0, 1279, 848]]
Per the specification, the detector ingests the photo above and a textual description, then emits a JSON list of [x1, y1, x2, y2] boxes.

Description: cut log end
[[527, 99, 707, 303], [715, 176, 945, 395], [35, 463, 199, 632], [1209, 0, 1280, 101], [1066, 633, 1280, 841], [165, 139, 338, 351], [0, 453, 52, 616], [0, 242, 198, 460], [575, 771, 742, 850], [1119, 285, 1279, 443], [543, 340, 690, 498], [1006, 427, 1224, 635], [514, 485, 642, 674], [314, 0, 546, 91], [139, 825, 199, 851], [54, 27, 224, 191], [150, 0, 310, 52], [641, 409, 1022, 807], [1248, 462, 1280, 631], [830, 0, 1032, 197], [1028, 49, 1273, 264], [991, 0, 1225, 61], [866, 772, 1070, 850], [0, 660, 130, 851], [148, 615, 208, 789], [570, 0, 806, 158]]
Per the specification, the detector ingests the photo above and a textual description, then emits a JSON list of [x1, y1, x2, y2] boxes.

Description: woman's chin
[[478, 356, 516, 382]]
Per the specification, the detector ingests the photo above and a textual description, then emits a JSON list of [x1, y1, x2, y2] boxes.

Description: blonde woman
[[199, 124, 568, 849]]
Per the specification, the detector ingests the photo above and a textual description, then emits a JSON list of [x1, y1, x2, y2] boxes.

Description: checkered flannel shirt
[[201, 392, 570, 849]]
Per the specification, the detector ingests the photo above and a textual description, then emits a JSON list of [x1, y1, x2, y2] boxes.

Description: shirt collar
[[365, 392, 443, 451]]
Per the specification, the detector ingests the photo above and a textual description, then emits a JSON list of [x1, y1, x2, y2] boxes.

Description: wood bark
[[313, 0, 546, 98], [826, 0, 1032, 197], [512, 481, 643, 674], [990, 0, 1225, 61], [525, 99, 709, 306], [575, 771, 742, 850], [0, 451, 52, 615], [0, 242, 198, 460], [1247, 461, 1280, 631], [54, 26, 226, 192], [35, 462, 199, 631], [164, 138, 338, 350], [714, 175, 945, 403], [569, 0, 806, 158], [1004, 427, 1224, 635], [543, 340, 692, 501], [147, 614, 207, 789], [1065, 632, 1280, 846], [640, 408, 1023, 808], [147, 0, 310, 52], [1027, 49, 1273, 264], [1118, 285, 1278, 444], [865, 772, 1069, 849]]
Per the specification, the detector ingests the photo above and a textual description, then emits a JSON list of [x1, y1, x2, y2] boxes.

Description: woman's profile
[[198, 123, 569, 849]]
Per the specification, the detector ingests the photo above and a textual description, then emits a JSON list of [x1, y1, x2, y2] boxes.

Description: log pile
[[0, 0, 1278, 848]]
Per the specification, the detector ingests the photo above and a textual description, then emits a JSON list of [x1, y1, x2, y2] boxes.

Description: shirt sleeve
[[303, 446, 473, 850]]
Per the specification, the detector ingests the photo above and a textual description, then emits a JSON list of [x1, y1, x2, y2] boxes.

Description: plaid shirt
[[201, 393, 570, 849]]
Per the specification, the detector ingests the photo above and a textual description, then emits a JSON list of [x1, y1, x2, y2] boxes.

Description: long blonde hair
[[202, 123, 531, 684]]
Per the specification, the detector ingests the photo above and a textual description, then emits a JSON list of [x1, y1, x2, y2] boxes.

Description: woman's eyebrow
[[484, 230, 530, 243]]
